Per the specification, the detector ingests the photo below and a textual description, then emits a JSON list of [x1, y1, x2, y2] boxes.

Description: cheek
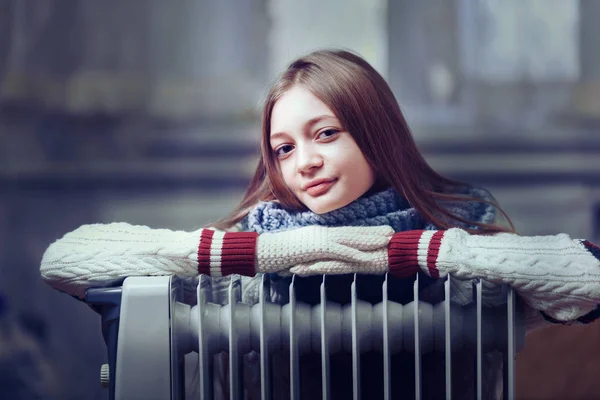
[[336, 147, 372, 178], [353, 161, 375, 182], [344, 153, 375, 187], [279, 161, 297, 189]]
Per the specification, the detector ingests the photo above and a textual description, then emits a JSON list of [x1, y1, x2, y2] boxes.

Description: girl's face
[[269, 85, 376, 214]]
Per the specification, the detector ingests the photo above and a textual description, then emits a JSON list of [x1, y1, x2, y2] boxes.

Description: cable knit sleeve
[[40, 222, 258, 299], [389, 229, 600, 322]]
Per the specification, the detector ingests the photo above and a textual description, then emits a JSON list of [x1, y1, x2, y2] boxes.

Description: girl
[[41, 50, 600, 398]]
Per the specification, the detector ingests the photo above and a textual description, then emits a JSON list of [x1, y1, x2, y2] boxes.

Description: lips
[[305, 179, 336, 196]]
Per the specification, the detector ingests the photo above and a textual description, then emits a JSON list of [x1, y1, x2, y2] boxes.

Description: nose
[[296, 143, 323, 174]]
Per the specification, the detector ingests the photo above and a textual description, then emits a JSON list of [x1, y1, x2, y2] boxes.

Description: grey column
[[569, 0, 600, 118]]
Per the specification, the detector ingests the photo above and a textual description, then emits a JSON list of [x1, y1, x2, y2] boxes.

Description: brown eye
[[275, 144, 294, 157], [317, 129, 339, 140]]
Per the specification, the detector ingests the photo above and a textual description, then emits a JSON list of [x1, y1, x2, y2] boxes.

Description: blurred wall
[[1, 1, 599, 398]]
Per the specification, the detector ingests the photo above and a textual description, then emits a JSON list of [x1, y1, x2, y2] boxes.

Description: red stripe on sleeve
[[387, 230, 424, 278], [426, 231, 445, 279], [219, 231, 258, 277], [197, 229, 214, 275]]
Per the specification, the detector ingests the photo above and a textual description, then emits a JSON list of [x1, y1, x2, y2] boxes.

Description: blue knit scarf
[[237, 185, 501, 312], [242, 186, 496, 234]]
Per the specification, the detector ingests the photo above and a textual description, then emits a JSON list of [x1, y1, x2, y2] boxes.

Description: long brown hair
[[213, 49, 514, 234]]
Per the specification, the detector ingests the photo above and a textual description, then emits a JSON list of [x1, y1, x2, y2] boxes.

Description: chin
[[306, 198, 349, 215], [304, 200, 333, 215], [310, 206, 333, 215]]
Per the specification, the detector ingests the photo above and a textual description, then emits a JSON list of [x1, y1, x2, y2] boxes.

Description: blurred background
[[1, 0, 599, 398]]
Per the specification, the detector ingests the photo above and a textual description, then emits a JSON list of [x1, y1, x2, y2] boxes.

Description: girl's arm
[[40, 222, 392, 298], [387, 229, 600, 323], [291, 228, 600, 327]]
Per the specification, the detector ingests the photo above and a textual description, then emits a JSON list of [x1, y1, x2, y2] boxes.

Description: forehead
[[270, 86, 335, 134]]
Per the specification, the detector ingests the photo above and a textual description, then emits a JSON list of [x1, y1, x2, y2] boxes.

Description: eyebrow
[[270, 115, 338, 140]]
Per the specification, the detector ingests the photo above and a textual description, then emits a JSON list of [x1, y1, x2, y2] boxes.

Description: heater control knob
[[100, 364, 110, 388]]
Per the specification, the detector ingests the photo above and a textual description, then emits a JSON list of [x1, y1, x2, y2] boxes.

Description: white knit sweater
[[40, 223, 392, 297], [387, 229, 600, 324], [40, 222, 600, 327]]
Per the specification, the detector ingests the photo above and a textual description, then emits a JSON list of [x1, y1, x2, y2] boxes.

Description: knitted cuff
[[388, 230, 446, 279], [197, 229, 258, 277]]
